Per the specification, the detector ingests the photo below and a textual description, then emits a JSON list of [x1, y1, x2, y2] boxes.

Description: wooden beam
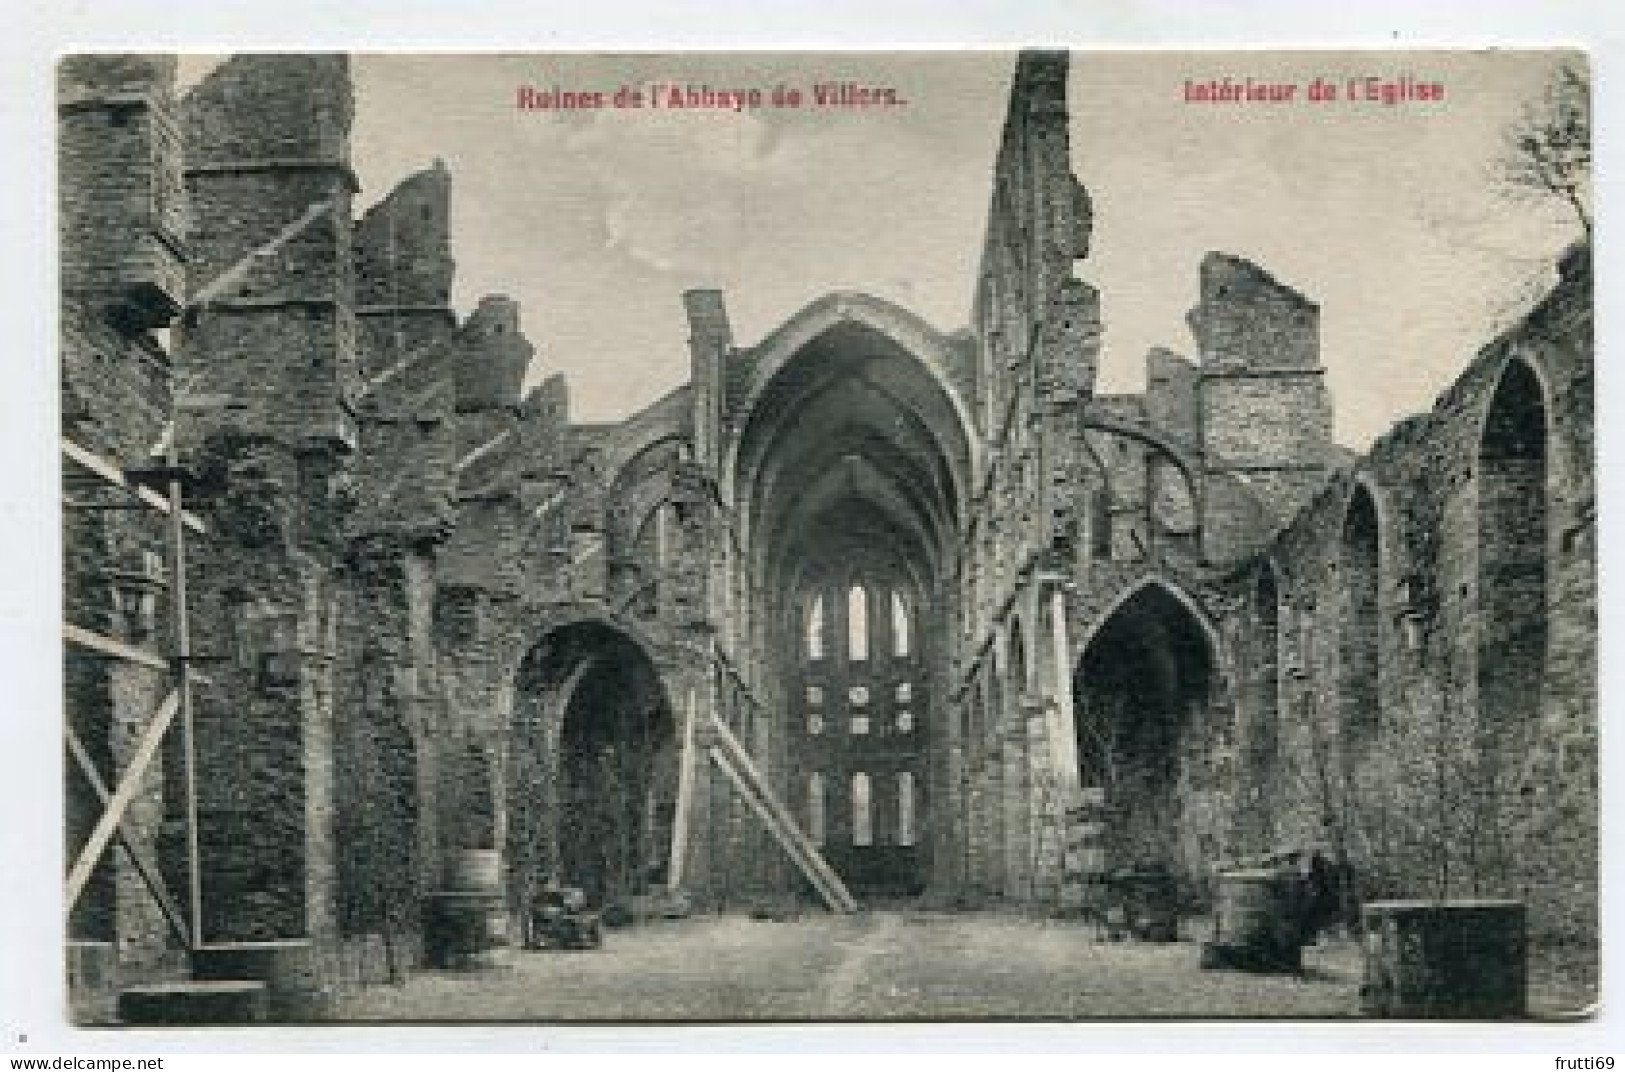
[[64, 725, 191, 949], [63, 623, 168, 672], [60, 438, 208, 535], [65, 690, 180, 912], [62, 625, 213, 685], [707, 713, 856, 912]]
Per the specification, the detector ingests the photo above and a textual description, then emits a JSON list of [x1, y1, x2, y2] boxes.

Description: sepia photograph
[[55, 45, 1594, 1027]]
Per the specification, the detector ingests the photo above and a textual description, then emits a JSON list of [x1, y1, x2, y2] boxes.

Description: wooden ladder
[[706, 714, 858, 913]]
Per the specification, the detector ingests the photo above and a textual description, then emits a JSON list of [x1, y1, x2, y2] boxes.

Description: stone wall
[[59, 54, 188, 982], [60, 49, 1596, 1014]]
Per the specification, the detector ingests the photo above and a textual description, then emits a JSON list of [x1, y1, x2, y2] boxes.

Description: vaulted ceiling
[[732, 317, 973, 609]]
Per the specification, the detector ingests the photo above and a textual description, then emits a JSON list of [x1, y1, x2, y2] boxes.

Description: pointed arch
[[1478, 355, 1550, 740], [725, 291, 981, 505], [1339, 479, 1382, 749], [1074, 574, 1227, 671]]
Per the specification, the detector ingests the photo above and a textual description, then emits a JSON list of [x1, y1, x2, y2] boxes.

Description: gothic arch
[[1338, 477, 1384, 751], [1477, 354, 1550, 741], [1070, 575, 1222, 880], [1074, 575, 1227, 671], [724, 291, 981, 517], [506, 616, 677, 907]]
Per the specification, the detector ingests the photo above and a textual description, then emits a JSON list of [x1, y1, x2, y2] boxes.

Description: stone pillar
[[1026, 710, 1063, 910], [665, 648, 719, 910], [1043, 580, 1082, 797], [966, 756, 986, 902], [940, 738, 967, 899], [1003, 719, 1032, 904]]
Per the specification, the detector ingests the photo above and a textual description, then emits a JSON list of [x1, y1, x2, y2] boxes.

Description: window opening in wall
[[897, 771, 916, 846], [892, 591, 911, 657], [808, 772, 826, 846], [806, 594, 825, 661], [848, 584, 869, 661], [852, 772, 872, 846]]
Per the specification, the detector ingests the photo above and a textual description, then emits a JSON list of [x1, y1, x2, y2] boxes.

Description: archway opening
[[734, 303, 971, 902], [509, 622, 674, 909], [1072, 583, 1217, 881], [1478, 359, 1549, 742]]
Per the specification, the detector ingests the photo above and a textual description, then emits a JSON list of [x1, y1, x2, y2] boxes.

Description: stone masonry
[[60, 50, 1595, 1008]]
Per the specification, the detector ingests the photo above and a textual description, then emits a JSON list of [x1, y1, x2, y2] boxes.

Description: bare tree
[[1501, 60, 1592, 240]]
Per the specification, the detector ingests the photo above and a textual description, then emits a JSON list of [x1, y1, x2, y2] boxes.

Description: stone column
[[1003, 719, 1032, 905], [1026, 709, 1063, 910]]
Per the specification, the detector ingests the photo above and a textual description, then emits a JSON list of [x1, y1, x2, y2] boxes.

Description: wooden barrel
[[1211, 868, 1304, 970], [425, 891, 511, 970], [1360, 899, 1525, 1018]]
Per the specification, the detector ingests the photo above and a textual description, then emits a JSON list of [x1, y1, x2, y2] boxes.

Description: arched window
[[807, 772, 826, 846], [897, 771, 916, 846], [1340, 483, 1381, 749], [891, 591, 911, 657], [847, 584, 869, 662], [1479, 358, 1548, 739], [851, 772, 872, 846], [806, 594, 825, 661]]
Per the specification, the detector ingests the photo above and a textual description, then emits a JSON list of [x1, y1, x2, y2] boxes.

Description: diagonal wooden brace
[[64, 690, 180, 913], [65, 725, 191, 948], [707, 713, 857, 913]]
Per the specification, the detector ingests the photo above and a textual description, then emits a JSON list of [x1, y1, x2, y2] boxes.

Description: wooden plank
[[708, 745, 847, 913], [707, 715, 856, 912], [707, 713, 854, 908], [60, 438, 208, 535], [65, 690, 180, 912], [63, 623, 169, 672], [65, 725, 191, 948], [62, 625, 213, 685]]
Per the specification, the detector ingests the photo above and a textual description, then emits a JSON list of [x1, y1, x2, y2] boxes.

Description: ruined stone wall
[[1244, 247, 1594, 945], [59, 54, 189, 981]]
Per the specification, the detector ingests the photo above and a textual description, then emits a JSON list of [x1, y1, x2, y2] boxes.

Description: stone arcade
[[60, 51, 1594, 1010]]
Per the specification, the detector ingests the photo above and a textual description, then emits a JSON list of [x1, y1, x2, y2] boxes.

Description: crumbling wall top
[[59, 54, 176, 108], [1187, 252, 1319, 372], [183, 53, 354, 170], [356, 160, 455, 310]]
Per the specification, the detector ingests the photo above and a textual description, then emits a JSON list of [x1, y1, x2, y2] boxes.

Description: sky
[[178, 50, 1582, 448]]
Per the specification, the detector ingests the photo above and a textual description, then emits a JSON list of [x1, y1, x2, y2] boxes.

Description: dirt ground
[[338, 908, 1571, 1022]]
